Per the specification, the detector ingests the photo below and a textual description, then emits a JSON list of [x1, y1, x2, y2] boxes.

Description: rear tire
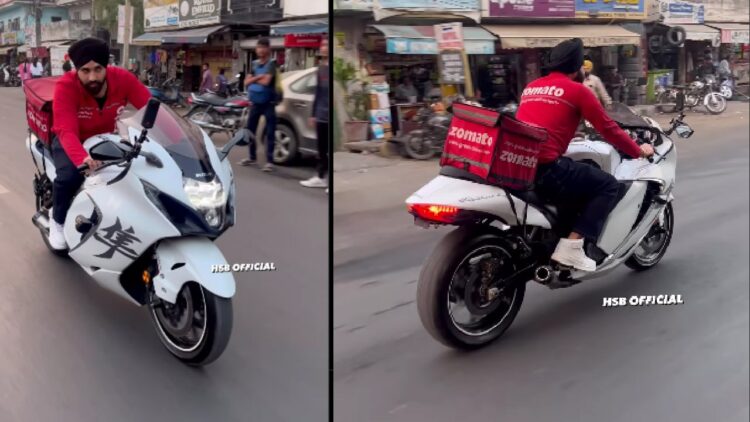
[[270, 123, 299, 165], [417, 226, 525, 350], [656, 90, 679, 113], [404, 132, 436, 160], [150, 283, 233, 366]]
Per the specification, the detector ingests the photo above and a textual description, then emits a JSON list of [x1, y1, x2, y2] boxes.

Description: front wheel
[[705, 93, 727, 114], [149, 282, 233, 366], [625, 202, 674, 271], [417, 227, 525, 350]]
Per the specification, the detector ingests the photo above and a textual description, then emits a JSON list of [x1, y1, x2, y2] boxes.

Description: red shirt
[[515, 72, 641, 164], [52, 66, 151, 166]]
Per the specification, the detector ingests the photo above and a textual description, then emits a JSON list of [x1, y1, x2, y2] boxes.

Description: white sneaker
[[48, 220, 67, 250], [551, 238, 596, 272], [300, 176, 327, 188]]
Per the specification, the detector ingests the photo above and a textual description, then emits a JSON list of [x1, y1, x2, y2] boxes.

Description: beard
[[573, 70, 585, 83], [84, 80, 104, 96]]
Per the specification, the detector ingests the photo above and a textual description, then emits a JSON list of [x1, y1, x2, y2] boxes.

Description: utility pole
[[34, 0, 41, 53], [90, 0, 95, 35], [122, 0, 131, 68]]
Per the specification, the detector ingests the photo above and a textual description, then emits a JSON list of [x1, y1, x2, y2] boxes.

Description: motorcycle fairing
[[406, 175, 554, 229]]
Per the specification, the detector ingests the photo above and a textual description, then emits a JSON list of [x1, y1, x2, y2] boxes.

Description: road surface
[[0, 88, 328, 422], [334, 105, 750, 421]]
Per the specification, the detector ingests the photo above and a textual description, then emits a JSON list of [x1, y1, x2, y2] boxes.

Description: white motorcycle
[[27, 99, 253, 365], [406, 104, 694, 349]]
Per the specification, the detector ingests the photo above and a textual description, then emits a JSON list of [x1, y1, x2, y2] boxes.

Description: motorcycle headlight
[[183, 177, 227, 227]]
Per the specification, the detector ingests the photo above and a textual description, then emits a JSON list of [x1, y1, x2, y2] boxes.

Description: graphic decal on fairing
[[93, 218, 142, 259]]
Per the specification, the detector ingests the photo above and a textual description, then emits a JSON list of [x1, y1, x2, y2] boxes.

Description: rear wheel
[[270, 123, 299, 165], [625, 203, 674, 271], [656, 90, 679, 113], [149, 282, 233, 366], [417, 227, 525, 350], [187, 108, 220, 136], [404, 131, 436, 160]]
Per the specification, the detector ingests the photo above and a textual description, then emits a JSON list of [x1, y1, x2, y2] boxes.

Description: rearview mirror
[[141, 99, 161, 129], [675, 124, 694, 138], [90, 140, 127, 161]]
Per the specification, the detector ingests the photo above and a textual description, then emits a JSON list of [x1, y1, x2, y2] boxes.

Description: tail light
[[407, 203, 463, 224]]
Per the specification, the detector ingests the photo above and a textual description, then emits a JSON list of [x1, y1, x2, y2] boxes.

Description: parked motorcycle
[[1, 64, 21, 87], [406, 104, 693, 349], [403, 102, 452, 160], [656, 75, 726, 114], [186, 90, 250, 137], [147, 78, 186, 109], [717, 75, 750, 101], [26, 81, 253, 364]]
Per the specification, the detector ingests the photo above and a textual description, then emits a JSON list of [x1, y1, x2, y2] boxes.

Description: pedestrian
[[30, 57, 44, 78], [238, 38, 278, 172], [199, 63, 213, 94], [582, 60, 612, 108], [301, 37, 329, 190], [18, 57, 31, 84], [604, 67, 623, 103], [43, 57, 51, 76], [62, 54, 72, 73], [395, 76, 419, 103], [216, 68, 228, 96]]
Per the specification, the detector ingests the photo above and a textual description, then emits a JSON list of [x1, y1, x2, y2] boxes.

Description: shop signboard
[[179, 0, 221, 28], [386, 38, 494, 54], [438, 50, 465, 84], [434, 23, 463, 51], [1, 32, 17, 45], [487, 0, 574, 18], [575, 0, 645, 18], [660, 1, 704, 24], [144, 0, 179, 28], [377, 0, 479, 10], [284, 34, 323, 48], [721, 28, 749, 44]]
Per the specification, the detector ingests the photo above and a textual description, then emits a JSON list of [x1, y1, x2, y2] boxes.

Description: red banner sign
[[284, 34, 322, 48]]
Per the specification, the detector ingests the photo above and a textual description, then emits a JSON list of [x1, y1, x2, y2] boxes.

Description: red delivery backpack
[[23, 76, 61, 147], [440, 102, 548, 191]]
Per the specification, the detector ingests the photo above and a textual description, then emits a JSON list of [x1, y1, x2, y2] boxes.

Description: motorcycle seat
[[438, 166, 558, 220], [195, 93, 230, 106]]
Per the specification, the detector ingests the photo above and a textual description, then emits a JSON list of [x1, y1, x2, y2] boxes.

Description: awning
[[270, 18, 328, 35], [161, 25, 226, 44], [668, 24, 720, 42], [482, 24, 641, 49], [41, 40, 74, 48], [705, 23, 749, 44], [239, 37, 286, 50], [132, 32, 168, 46], [371, 25, 496, 55]]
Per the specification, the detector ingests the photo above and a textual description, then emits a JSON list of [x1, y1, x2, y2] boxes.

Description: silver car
[[271, 67, 318, 165]]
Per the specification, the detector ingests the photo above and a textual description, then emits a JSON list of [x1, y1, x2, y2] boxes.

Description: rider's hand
[[639, 144, 655, 158], [83, 157, 102, 174]]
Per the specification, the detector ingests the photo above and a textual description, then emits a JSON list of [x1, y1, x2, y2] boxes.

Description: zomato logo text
[[448, 126, 494, 147], [522, 85, 565, 97]]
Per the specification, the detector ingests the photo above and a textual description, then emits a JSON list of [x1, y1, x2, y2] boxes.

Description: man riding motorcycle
[[515, 38, 655, 271], [49, 37, 151, 250]]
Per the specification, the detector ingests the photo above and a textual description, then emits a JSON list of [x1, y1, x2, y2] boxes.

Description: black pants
[[245, 102, 276, 163], [534, 157, 620, 242], [316, 121, 329, 179], [51, 139, 84, 225]]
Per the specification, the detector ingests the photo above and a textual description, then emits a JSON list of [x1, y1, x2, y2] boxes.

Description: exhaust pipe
[[533, 265, 556, 285], [191, 120, 229, 132], [32, 210, 50, 234]]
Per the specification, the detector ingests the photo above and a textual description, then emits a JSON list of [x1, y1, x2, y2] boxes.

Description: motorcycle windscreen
[[119, 105, 215, 182]]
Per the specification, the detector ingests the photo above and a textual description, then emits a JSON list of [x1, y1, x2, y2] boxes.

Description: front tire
[[625, 203, 674, 271], [417, 227, 525, 350], [270, 123, 299, 165], [149, 282, 233, 366], [705, 93, 727, 114]]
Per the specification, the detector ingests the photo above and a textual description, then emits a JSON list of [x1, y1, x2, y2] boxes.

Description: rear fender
[[406, 176, 553, 229]]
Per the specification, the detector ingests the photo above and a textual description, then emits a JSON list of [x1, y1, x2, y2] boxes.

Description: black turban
[[545, 38, 584, 74], [68, 38, 110, 69]]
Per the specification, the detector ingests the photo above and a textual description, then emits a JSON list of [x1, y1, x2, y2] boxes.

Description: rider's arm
[[122, 69, 151, 109], [255, 61, 275, 86], [578, 85, 641, 159], [52, 81, 88, 167]]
